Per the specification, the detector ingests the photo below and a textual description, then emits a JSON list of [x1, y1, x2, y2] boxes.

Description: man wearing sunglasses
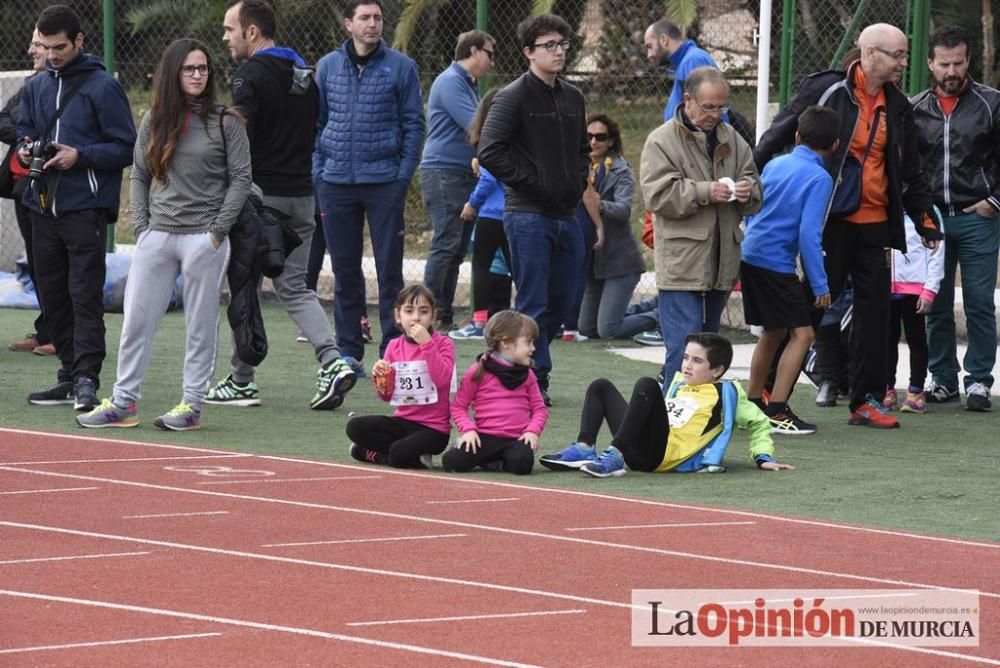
[[756, 22, 942, 429], [421, 29, 496, 331], [478, 13, 589, 406]]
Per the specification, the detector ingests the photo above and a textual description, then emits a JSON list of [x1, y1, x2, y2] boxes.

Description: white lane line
[[0, 632, 222, 655], [0, 590, 544, 668], [565, 521, 757, 532], [426, 498, 519, 505], [3, 427, 994, 550], [0, 551, 150, 565], [2, 468, 995, 599], [3, 454, 250, 466], [263, 533, 466, 548], [0, 487, 99, 495], [196, 476, 380, 485], [124, 511, 230, 519], [346, 609, 586, 627]]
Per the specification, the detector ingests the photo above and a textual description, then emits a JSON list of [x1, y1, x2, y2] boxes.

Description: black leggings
[[888, 295, 928, 389], [441, 433, 534, 475], [471, 217, 512, 314], [577, 377, 668, 472], [345, 415, 449, 468]]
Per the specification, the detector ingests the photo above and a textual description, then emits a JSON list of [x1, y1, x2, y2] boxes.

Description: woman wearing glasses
[[571, 114, 656, 341], [78, 38, 251, 431]]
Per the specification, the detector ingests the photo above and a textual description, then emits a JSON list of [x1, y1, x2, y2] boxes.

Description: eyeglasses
[[587, 132, 609, 142], [181, 64, 211, 77], [532, 40, 570, 53], [481, 47, 495, 61], [874, 46, 908, 61], [690, 98, 730, 115]]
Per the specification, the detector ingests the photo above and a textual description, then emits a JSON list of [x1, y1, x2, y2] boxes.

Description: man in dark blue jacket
[[18, 5, 136, 412], [312, 0, 424, 363]]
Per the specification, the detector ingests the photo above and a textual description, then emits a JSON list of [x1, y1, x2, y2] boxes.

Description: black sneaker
[[925, 382, 959, 404], [768, 408, 817, 435], [965, 382, 992, 412], [73, 378, 98, 411], [27, 381, 75, 406], [349, 442, 383, 465]]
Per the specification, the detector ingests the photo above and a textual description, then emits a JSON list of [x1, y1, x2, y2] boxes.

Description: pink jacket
[[375, 332, 455, 434], [451, 358, 549, 439], [890, 214, 945, 303]]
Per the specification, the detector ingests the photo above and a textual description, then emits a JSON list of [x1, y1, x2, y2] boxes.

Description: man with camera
[[17, 5, 136, 411]]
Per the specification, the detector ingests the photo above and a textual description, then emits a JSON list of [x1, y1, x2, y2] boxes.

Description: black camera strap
[[39, 70, 93, 143]]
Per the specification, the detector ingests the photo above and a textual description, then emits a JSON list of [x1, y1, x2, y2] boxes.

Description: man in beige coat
[[640, 66, 761, 382]]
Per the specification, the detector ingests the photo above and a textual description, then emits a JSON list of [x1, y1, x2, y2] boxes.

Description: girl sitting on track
[[443, 310, 549, 475], [540, 332, 794, 477], [346, 285, 455, 468]]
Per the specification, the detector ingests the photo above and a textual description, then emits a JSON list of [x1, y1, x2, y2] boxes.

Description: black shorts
[[740, 261, 812, 330]]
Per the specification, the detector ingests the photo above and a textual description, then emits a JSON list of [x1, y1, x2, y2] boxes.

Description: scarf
[[480, 352, 530, 390]]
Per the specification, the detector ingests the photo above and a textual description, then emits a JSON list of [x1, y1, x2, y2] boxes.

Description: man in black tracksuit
[[755, 23, 942, 429], [478, 13, 589, 406], [19, 5, 135, 411], [911, 26, 1000, 412]]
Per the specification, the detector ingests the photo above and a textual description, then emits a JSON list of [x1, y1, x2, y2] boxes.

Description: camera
[[25, 140, 57, 181]]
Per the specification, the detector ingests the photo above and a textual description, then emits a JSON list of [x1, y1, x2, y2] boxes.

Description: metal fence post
[[908, 0, 930, 97], [829, 0, 873, 69], [103, 0, 116, 252], [477, 0, 488, 96], [778, 0, 796, 106]]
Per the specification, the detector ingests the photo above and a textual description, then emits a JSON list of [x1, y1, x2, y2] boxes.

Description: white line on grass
[[565, 521, 757, 531], [124, 511, 230, 519], [1, 467, 996, 600], [0, 551, 150, 565], [0, 590, 544, 668], [263, 533, 466, 547], [196, 476, 381, 485], [0, 487, 99, 495], [346, 609, 586, 627], [0, 632, 222, 655], [4, 427, 991, 551], [2, 454, 250, 466], [425, 498, 519, 504]]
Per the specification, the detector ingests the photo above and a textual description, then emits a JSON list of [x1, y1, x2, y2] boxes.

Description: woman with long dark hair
[[78, 38, 251, 431]]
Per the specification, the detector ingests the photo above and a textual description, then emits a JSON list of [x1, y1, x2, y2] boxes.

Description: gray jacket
[[591, 154, 645, 279]]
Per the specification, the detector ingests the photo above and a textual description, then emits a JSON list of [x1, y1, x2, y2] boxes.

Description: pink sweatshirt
[[375, 332, 455, 434], [451, 358, 549, 439]]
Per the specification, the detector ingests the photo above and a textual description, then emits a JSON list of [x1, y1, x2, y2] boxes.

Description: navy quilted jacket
[[312, 40, 424, 185]]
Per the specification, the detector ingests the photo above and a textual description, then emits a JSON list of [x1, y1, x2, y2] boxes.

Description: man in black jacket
[[211, 0, 356, 411], [756, 22, 942, 429], [478, 13, 589, 405], [2, 29, 50, 355], [911, 26, 1000, 412]]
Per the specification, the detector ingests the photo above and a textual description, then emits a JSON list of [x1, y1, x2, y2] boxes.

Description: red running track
[[1, 427, 997, 667]]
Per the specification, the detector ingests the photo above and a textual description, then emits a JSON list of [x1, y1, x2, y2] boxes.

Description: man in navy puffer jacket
[[312, 0, 424, 365]]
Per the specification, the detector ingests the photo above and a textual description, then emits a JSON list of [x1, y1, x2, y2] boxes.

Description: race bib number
[[390, 360, 437, 406], [665, 395, 700, 428]]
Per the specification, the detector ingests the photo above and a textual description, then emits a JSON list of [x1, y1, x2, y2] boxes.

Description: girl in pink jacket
[[346, 285, 455, 468], [444, 311, 549, 475]]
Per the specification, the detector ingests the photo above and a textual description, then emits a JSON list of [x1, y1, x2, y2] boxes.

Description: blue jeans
[[579, 273, 657, 339], [504, 211, 585, 376], [317, 180, 406, 360], [927, 211, 1000, 390], [658, 289, 730, 381], [421, 168, 477, 325]]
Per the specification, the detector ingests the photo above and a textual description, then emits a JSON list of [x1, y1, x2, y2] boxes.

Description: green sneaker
[[311, 358, 358, 410], [204, 374, 261, 407], [154, 402, 201, 431], [77, 398, 139, 429]]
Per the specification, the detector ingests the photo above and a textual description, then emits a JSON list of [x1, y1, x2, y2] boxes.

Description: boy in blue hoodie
[[741, 105, 839, 436]]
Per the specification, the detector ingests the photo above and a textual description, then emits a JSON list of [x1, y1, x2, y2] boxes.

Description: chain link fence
[[0, 0, 973, 326]]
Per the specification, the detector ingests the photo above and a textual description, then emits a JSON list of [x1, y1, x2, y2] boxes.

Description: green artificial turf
[[0, 304, 996, 542]]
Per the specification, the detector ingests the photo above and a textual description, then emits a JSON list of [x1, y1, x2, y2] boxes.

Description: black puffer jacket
[[911, 78, 1000, 217], [755, 62, 942, 251], [225, 191, 301, 367]]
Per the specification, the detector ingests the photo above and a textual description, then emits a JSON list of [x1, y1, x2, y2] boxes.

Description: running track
[[1, 426, 997, 667]]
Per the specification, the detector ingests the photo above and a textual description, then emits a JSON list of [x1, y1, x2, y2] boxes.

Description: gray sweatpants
[[231, 194, 340, 383], [112, 230, 230, 410]]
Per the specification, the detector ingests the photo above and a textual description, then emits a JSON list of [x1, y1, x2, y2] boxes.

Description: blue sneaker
[[450, 322, 485, 340], [539, 442, 596, 471], [581, 446, 626, 478], [340, 355, 367, 379]]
